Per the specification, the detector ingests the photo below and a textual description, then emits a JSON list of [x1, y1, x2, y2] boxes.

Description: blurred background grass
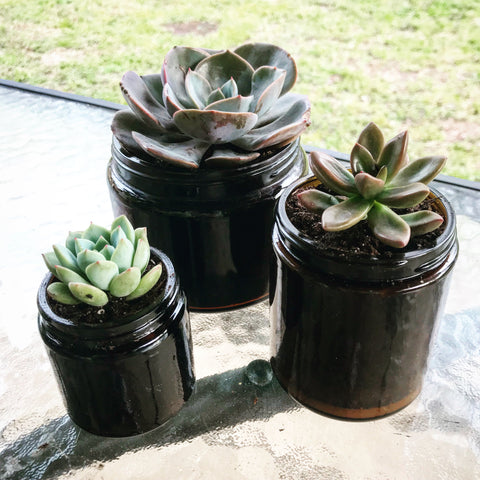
[[1, 0, 479, 180]]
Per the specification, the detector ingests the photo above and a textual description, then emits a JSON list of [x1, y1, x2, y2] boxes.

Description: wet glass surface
[[1, 84, 479, 479]]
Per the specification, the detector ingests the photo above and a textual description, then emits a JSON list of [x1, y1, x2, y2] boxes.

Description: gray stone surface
[[1, 85, 479, 479]]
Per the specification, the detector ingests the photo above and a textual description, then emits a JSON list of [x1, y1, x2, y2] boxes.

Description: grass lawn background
[[1, 0, 479, 180]]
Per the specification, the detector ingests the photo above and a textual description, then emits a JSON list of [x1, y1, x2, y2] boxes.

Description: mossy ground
[[1, 0, 479, 180]]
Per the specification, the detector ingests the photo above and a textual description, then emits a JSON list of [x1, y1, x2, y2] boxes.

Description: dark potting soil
[[47, 258, 167, 324], [287, 185, 446, 258]]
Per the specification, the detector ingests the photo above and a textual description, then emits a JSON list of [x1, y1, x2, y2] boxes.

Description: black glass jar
[[270, 177, 458, 420], [107, 138, 307, 311], [38, 248, 195, 437]]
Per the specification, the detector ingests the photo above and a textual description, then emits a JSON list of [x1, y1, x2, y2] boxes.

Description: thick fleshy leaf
[[42, 252, 60, 275], [367, 202, 411, 248], [350, 143, 376, 175], [205, 95, 253, 113], [354, 172, 386, 199], [100, 244, 115, 260], [85, 260, 119, 290], [111, 238, 134, 273], [110, 225, 127, 247], [204, 148, 260, 167], [132, 131, 209, 168], [206, 88, 225, 105], [251, 66, 286, 117], [377, 182, 430, 208], [162, 83, 185, 117], [47, 282, 80, 305], [120, 71, 174, 130], [141, 74, 165, 104], [77, 248, 105, 272], [220, 78, 238, 98], [111, 215, 136, 244], [68, 282, 109, 307], [94, 236, 109, 251], [377, 130, 408, 181], [185, 69, 211, 109], [309, 151, 357, 196], [173, 109, 258, 144], [194, 50, 254, 94], [135, 227, 148, 246], [322, 196, 373, 231], [234, 42, 297, 95], [389, 156, 447, 187], [55, 265, 89, 285], [74, 238, 95, 255], [65, 231, 83, 254], [297, 189, 339, 213], [82, 223, 111, 243], [126, 264, 163, 301], [357, 122, 384, 161], [132, 238, 150, 272], [401, 211, 444, 236], [53, 244, 81, 274], [376, 165, 388, 182], [161, 46, 209, 108], [231, 94, 310, 151], [109, 267, 141, 298]]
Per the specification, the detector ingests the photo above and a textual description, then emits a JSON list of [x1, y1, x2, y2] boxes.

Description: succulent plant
[[42, 216, 162, 307], [111, 42, 311, 169], [297, 123, 447, 248]]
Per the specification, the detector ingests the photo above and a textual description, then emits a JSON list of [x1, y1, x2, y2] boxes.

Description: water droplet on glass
[[245, 359, 273, 386]]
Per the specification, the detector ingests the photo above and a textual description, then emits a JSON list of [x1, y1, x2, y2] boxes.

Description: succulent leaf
[[132, 131, 209, 169], [74, 238, 95, 255], [309, 151, 357, 196], [322, 196, 373, 231], [68, 282, 109, 307], [357, 122, 384, 161], [65, 231, 83, 253], [204, 148, 260, 167], [350, 143, 376, 175], [109, 267, 141, 298], [53, 244, 81, 274], [77, 248, 105, 272], [94, 236, 109, 251], [135, 227, 148, 245], [111, 238, 134, 273], [42, 252, 60, 275], [55, 265, 89, 285], [194, 50, 254, 93], [110, 225, 128, 247], [132, 238, 150, 272], [389, 156, 447, 187], [173, 109, 258, 143], [111, 215, 136, 244], [354, 172, 386, 199], [47, 282, 80, 305], [85, 260, 119, 290], [401, 211, 444, 236], [185, 69, 211, 109], [367, 202, 411, 248], [220, 78, 238, 98], [126, 264, 163, 301], [377, 130, 408, 181], [234, 42, 297, 95], [100, 244, 115, 260], [206, 88, 225, 105], [377, 183, 430, 208], [205, 95, 253, 113], [297, 189, 340, 213], [82, 223, 111, 243], [251, 66, 286, 117]]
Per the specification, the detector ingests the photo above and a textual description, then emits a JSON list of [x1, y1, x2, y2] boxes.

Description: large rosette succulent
[[111, 42, 311, 169]]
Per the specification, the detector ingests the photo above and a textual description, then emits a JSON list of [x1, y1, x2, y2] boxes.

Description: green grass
[[1, 0, 479, 180]]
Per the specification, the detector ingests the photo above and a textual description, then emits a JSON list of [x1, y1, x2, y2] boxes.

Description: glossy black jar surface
[[38, 249, 195, 437], [270, 177, 458, 420], [107, 138, 307, 311]]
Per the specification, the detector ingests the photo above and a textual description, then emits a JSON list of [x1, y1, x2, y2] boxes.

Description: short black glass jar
[[38, 248, 195, 437], [270, 177, 458, 420], [107, 138, 306, 311]]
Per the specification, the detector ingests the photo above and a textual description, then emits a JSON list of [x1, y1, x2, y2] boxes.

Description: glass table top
[[1, 83, 479, 479]]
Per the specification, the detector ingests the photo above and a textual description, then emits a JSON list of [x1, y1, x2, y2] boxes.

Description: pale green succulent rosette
[[111, 42, 311, 169], [42, 216, 162, 307], [298, 123, 447, 248]]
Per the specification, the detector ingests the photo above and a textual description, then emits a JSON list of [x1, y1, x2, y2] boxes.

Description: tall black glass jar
[[38, 248, 195, 437], [270, 177, 458, 420], [107, 138, 306, 311]]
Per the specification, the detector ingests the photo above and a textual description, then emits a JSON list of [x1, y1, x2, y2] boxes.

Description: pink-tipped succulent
[[298, 123, 447, 248], [42, 216, 162, 307], [111, 42, 311, 169]]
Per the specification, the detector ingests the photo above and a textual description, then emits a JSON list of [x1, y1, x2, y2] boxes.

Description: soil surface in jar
[[287, 185, 446, 258], [47, 258, 167, 324]]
